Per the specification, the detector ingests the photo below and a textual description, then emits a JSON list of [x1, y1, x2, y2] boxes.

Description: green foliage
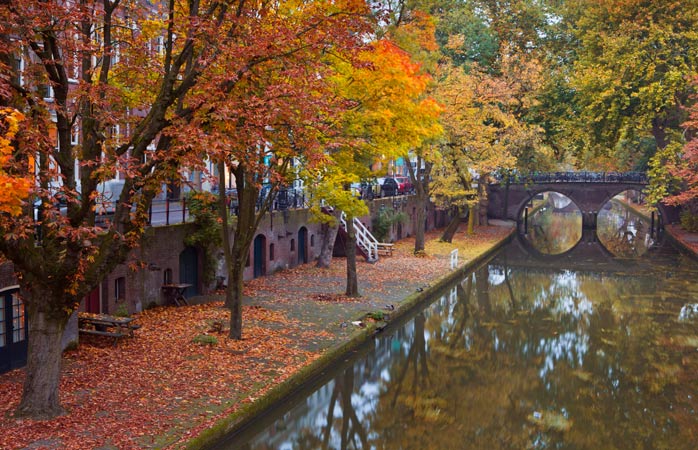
[[192, 334, 218, 346], [185, 192, 222, 285], [372, 208, 406, 242], [645, 142, 683, 208], [114, 302, 129, 318], [680, 210, 698, 233]]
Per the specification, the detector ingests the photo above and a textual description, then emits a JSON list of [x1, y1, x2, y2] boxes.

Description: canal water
[[215, 196, 698, 449]]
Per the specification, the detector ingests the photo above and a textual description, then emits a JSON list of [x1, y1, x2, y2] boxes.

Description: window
[[115, 277, 126, 301], [164, 269, 172, 285], [290, 239, 295, 252], [0, 296, 5, 348], [310, 235, 315, 247], [11, 294, 25, 343], [71, 125, 79, 146], [269, 243, 275, 261]]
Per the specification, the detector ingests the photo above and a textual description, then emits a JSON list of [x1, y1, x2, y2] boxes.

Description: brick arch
[[487, 180, 674, 227], [514, 189, 583, 225]]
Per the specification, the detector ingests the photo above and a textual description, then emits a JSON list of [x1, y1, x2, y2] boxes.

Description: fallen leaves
[[0, 225, 510, 449], [0, 302, 319, 450]]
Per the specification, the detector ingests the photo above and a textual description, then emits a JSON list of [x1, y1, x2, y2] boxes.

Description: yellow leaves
[[0, 108, 31, 216]]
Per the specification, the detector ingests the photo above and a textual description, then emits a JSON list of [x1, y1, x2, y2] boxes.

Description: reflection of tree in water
[[597, 199, 653, 257], [291, 366, 369, 450], [370, 260, 698, 449], [242, 246, 698, 449]]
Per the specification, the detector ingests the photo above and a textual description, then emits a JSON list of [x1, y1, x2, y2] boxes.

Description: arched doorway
[[179, 246, 199, 298], [298, 227, 308, 264], [0, 287, 27, 374], [253, 234, 266, 278]]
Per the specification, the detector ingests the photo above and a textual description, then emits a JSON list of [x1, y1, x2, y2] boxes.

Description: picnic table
[[78, 312, 140, 346], [161, 283, 192, 306], [377, 243, 394, 256]]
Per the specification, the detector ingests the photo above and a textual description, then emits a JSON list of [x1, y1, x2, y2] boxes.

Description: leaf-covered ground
[[0, 225, 511, 449]]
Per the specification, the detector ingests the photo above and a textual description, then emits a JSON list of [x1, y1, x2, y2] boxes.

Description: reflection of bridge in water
[[487, 171, 678, 230], [496, 232, 667, 274]]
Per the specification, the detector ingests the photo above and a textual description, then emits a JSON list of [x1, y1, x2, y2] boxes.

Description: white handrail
[[340, 211, 379, 262]]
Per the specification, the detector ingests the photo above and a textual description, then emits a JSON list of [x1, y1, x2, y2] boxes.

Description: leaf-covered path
[[0, 225, 511, 449]]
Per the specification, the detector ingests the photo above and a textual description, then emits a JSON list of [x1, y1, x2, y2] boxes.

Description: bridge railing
[[490, 171, 648, 185]]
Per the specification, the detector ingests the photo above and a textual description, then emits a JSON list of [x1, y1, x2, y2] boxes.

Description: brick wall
[[0, 198, 446, 316]]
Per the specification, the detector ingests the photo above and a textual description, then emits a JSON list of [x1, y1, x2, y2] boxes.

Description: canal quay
[[205, 193, 698, 450]]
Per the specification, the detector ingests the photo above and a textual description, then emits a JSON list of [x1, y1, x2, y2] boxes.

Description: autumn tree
[[304, 37, 440, 296], [559, 0, 698, 169], [649, 76, 698, 217], [431, 63, 517, 238], [386, 10, 443, 253], [182, 0, 372, 331], [0, 0, 370, 418]]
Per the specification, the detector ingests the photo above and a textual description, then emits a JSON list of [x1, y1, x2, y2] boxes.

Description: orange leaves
[[0, 108, 31, 216], [0, 301, 320, 449]]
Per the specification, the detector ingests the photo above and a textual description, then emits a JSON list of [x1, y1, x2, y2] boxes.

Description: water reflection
[[218, 242, 698, 450], [523, 192, 582, 255], [597, 192, 655, 257]]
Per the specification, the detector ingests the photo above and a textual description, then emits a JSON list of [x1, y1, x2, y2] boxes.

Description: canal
[[215, 195, 698, 449]]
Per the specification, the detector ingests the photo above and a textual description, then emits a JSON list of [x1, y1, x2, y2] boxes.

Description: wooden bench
[[78, 313, 140, 346], [377, 243, 394, 256]]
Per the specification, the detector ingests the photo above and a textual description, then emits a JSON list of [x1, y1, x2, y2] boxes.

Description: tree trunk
[[467, 203, 476, 235], [408, 156, 431, 254], [345, 217, 359, 297], [440, 207, 463, 243], [16, 307, 69, 419], [316, 210, 341, 268], [225, 167, 261, 340], [478, 176, 489, 226], [227, 258, 245, 340], [414, 196, 426, 253]]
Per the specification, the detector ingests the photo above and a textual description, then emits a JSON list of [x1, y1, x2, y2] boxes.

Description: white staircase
[[340, 211, 379, 262]]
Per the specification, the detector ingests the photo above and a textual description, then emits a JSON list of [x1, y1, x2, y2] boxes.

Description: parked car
[[380, 177, 398, 197], [393, 176, 413, 195]]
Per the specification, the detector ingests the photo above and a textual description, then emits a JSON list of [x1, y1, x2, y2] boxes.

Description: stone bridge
[[487, 171, 678, 229]]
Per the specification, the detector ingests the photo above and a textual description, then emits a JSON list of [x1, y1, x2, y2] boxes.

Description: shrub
[[114, 301, 129, 317], [372, 208, 406, 242], [680, 209, 698, 232]]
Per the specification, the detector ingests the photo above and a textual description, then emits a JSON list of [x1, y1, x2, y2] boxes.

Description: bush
[[680, 209, 698, 232], [372, 208, 406, 242], [114, 301, 129, 317]]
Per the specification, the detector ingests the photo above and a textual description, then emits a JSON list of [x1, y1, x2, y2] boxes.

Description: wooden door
[[179, 246, 199, 297], [298, 227, 308, 264], [0, 289, 28, 374], [84, 286, 100, 313], [253, 234, 266, 278]]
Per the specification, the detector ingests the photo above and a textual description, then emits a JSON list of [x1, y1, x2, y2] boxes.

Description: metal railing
[[144, 187, 307, 227], [491, 171, 648, 185], [340, 211, 379, 262]]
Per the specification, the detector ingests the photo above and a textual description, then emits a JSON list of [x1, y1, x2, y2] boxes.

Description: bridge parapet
[[490, 171, 648, 185]]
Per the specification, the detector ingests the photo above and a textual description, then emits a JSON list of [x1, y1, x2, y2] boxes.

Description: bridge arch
[[487, 173, 677, 229], [515, 189, 583, 225]]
